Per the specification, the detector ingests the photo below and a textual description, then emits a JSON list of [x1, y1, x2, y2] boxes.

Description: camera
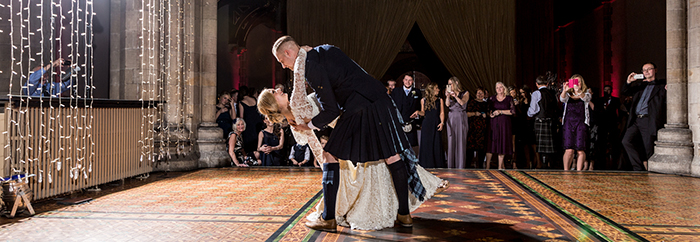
[[62, 60, 71, 66], [633, 74, 644, 80]]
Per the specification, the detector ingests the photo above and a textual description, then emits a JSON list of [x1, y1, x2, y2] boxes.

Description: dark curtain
[[417, 0, 516, 93], [287, 0, 421, 78], [287, 0, 516, 93]]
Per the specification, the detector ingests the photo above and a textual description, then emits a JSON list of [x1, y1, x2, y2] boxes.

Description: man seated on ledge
[[22, 58, 79, 97]]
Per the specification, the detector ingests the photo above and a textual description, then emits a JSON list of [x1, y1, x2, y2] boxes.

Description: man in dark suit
[[390, 74, 422, 148], [272, 36, 431, 232], [621, 62, 666, 171], [594, 84, 626, 169]]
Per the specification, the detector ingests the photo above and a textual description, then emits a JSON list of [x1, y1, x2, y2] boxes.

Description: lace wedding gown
[[290, 48, 444, 231]]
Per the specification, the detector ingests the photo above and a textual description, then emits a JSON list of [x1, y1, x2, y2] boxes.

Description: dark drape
[[287, 0, 421, 78], [287, 0, 516, 93], [416, 0, 516, 93]]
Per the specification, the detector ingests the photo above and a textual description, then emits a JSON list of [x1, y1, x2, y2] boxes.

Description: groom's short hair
[[272, 36, 298, 57]]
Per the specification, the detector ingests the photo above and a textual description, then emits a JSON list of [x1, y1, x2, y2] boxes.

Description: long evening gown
[[241, 102, 263, 153], [488, 95, 515, 155], [446, 92, 468, 168], [287, 48, 445, 230], [466, 99, 488, 151], [419, 98, 445, 168]]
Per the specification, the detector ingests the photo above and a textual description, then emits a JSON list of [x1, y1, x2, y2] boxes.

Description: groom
[[273, 36, 425, 232]]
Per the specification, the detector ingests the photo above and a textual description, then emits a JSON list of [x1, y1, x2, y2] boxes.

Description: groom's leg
[[387, 155, 409, 216], [321, 162, 340, 220]]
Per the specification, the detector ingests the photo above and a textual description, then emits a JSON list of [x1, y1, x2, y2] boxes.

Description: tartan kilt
[[534, 119, 556, 153]]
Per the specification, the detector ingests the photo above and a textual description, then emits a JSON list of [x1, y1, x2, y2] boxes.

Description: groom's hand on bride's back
[[290, 122, 311, 131]]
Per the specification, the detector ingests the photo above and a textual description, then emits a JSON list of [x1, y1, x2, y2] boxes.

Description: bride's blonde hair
[[257, 89, 287, 124]]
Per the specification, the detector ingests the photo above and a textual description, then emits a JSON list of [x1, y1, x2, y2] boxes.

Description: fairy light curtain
[[2, 0, 192, 183], [139, 0, 193, 165], [3, 0, 96, 183]]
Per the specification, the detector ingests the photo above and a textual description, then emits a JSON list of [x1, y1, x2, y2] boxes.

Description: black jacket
[[305, 45, 390, 128], [390, 86, 422, 123], [622, 79, 666, 132]]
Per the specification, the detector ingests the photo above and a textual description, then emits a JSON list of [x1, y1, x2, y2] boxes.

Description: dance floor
[[1, 168, 699, 241]]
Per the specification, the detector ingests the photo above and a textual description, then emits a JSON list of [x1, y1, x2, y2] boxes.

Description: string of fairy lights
[[3, 0, 193, 183], [139, 0, 193, 165], [2, 0, 96, 183]]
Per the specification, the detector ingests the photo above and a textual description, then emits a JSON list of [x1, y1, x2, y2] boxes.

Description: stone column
[[649, 0, 694, 175], [690, 0, 700, 176], [195, 0, 230, 168], [109, 0, 150, 100]]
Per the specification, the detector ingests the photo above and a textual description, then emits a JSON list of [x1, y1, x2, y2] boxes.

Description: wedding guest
[[216, 91, 234, 138], [411, 82, 445, 168], [444, 77, 469, 168], [486, 82, 515, 169], [466, 87, 489, 168], [289, 143, 314, 167], [228, 118, 252, 167], [386, 79, 396, 95], [517, 86, 536, 169], [255, 117, 285, 166], [621, 62, 666, 171], [391, 73, 422, 151], [239, 86, 264, 153], [560, 74, 592, 171]]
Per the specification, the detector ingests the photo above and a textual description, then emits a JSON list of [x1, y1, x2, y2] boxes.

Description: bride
[[257, 48, 448, 231]]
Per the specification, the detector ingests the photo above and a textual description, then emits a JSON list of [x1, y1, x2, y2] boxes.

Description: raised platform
[[0, 168, 698, 241]]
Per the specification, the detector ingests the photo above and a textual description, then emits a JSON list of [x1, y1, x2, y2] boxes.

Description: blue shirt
[[635, 82, 655, 115], [22, 68, 73, 97]]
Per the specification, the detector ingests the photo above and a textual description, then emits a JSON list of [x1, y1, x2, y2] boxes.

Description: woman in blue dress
[[254, 118, 285, 166]]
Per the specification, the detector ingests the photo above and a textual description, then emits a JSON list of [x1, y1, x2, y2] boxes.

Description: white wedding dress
[[290, 48, 445, 231]]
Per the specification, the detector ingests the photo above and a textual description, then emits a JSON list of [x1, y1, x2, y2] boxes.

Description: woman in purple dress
[[445, 77, 469, 168], [560, 74, 591, 171], [486, 82, 515, 169]]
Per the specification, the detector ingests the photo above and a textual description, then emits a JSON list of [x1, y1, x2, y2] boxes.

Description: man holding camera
[[22, 58, 79, 97], [621, 62, 666, 171]]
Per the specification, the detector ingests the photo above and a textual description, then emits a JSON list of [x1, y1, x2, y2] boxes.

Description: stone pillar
[[109, 0, 143, 100], [195, 0, 230, 168], [649, 0, 694, 175], [690, 0, 700, 176]]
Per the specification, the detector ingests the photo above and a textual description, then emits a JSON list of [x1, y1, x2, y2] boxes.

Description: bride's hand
[[291, 122, 311, 131]]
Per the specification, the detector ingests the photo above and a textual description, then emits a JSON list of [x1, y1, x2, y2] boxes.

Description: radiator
[[2, 100, 155, 200]]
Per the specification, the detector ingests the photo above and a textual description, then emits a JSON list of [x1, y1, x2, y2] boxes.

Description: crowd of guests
[[387, 63, 664, 171], [219, 62, 665, 172], [217, 84, 321, 168]]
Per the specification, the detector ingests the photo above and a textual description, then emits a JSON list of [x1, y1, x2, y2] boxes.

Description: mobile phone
[[634, 74, 644, 79], [568, 79, 579, 88], [62, 60, 71, 66]]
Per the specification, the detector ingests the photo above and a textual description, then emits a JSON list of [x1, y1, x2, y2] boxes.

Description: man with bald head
[[272, 36, 429, 231], [621, 62, 666, 171]]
